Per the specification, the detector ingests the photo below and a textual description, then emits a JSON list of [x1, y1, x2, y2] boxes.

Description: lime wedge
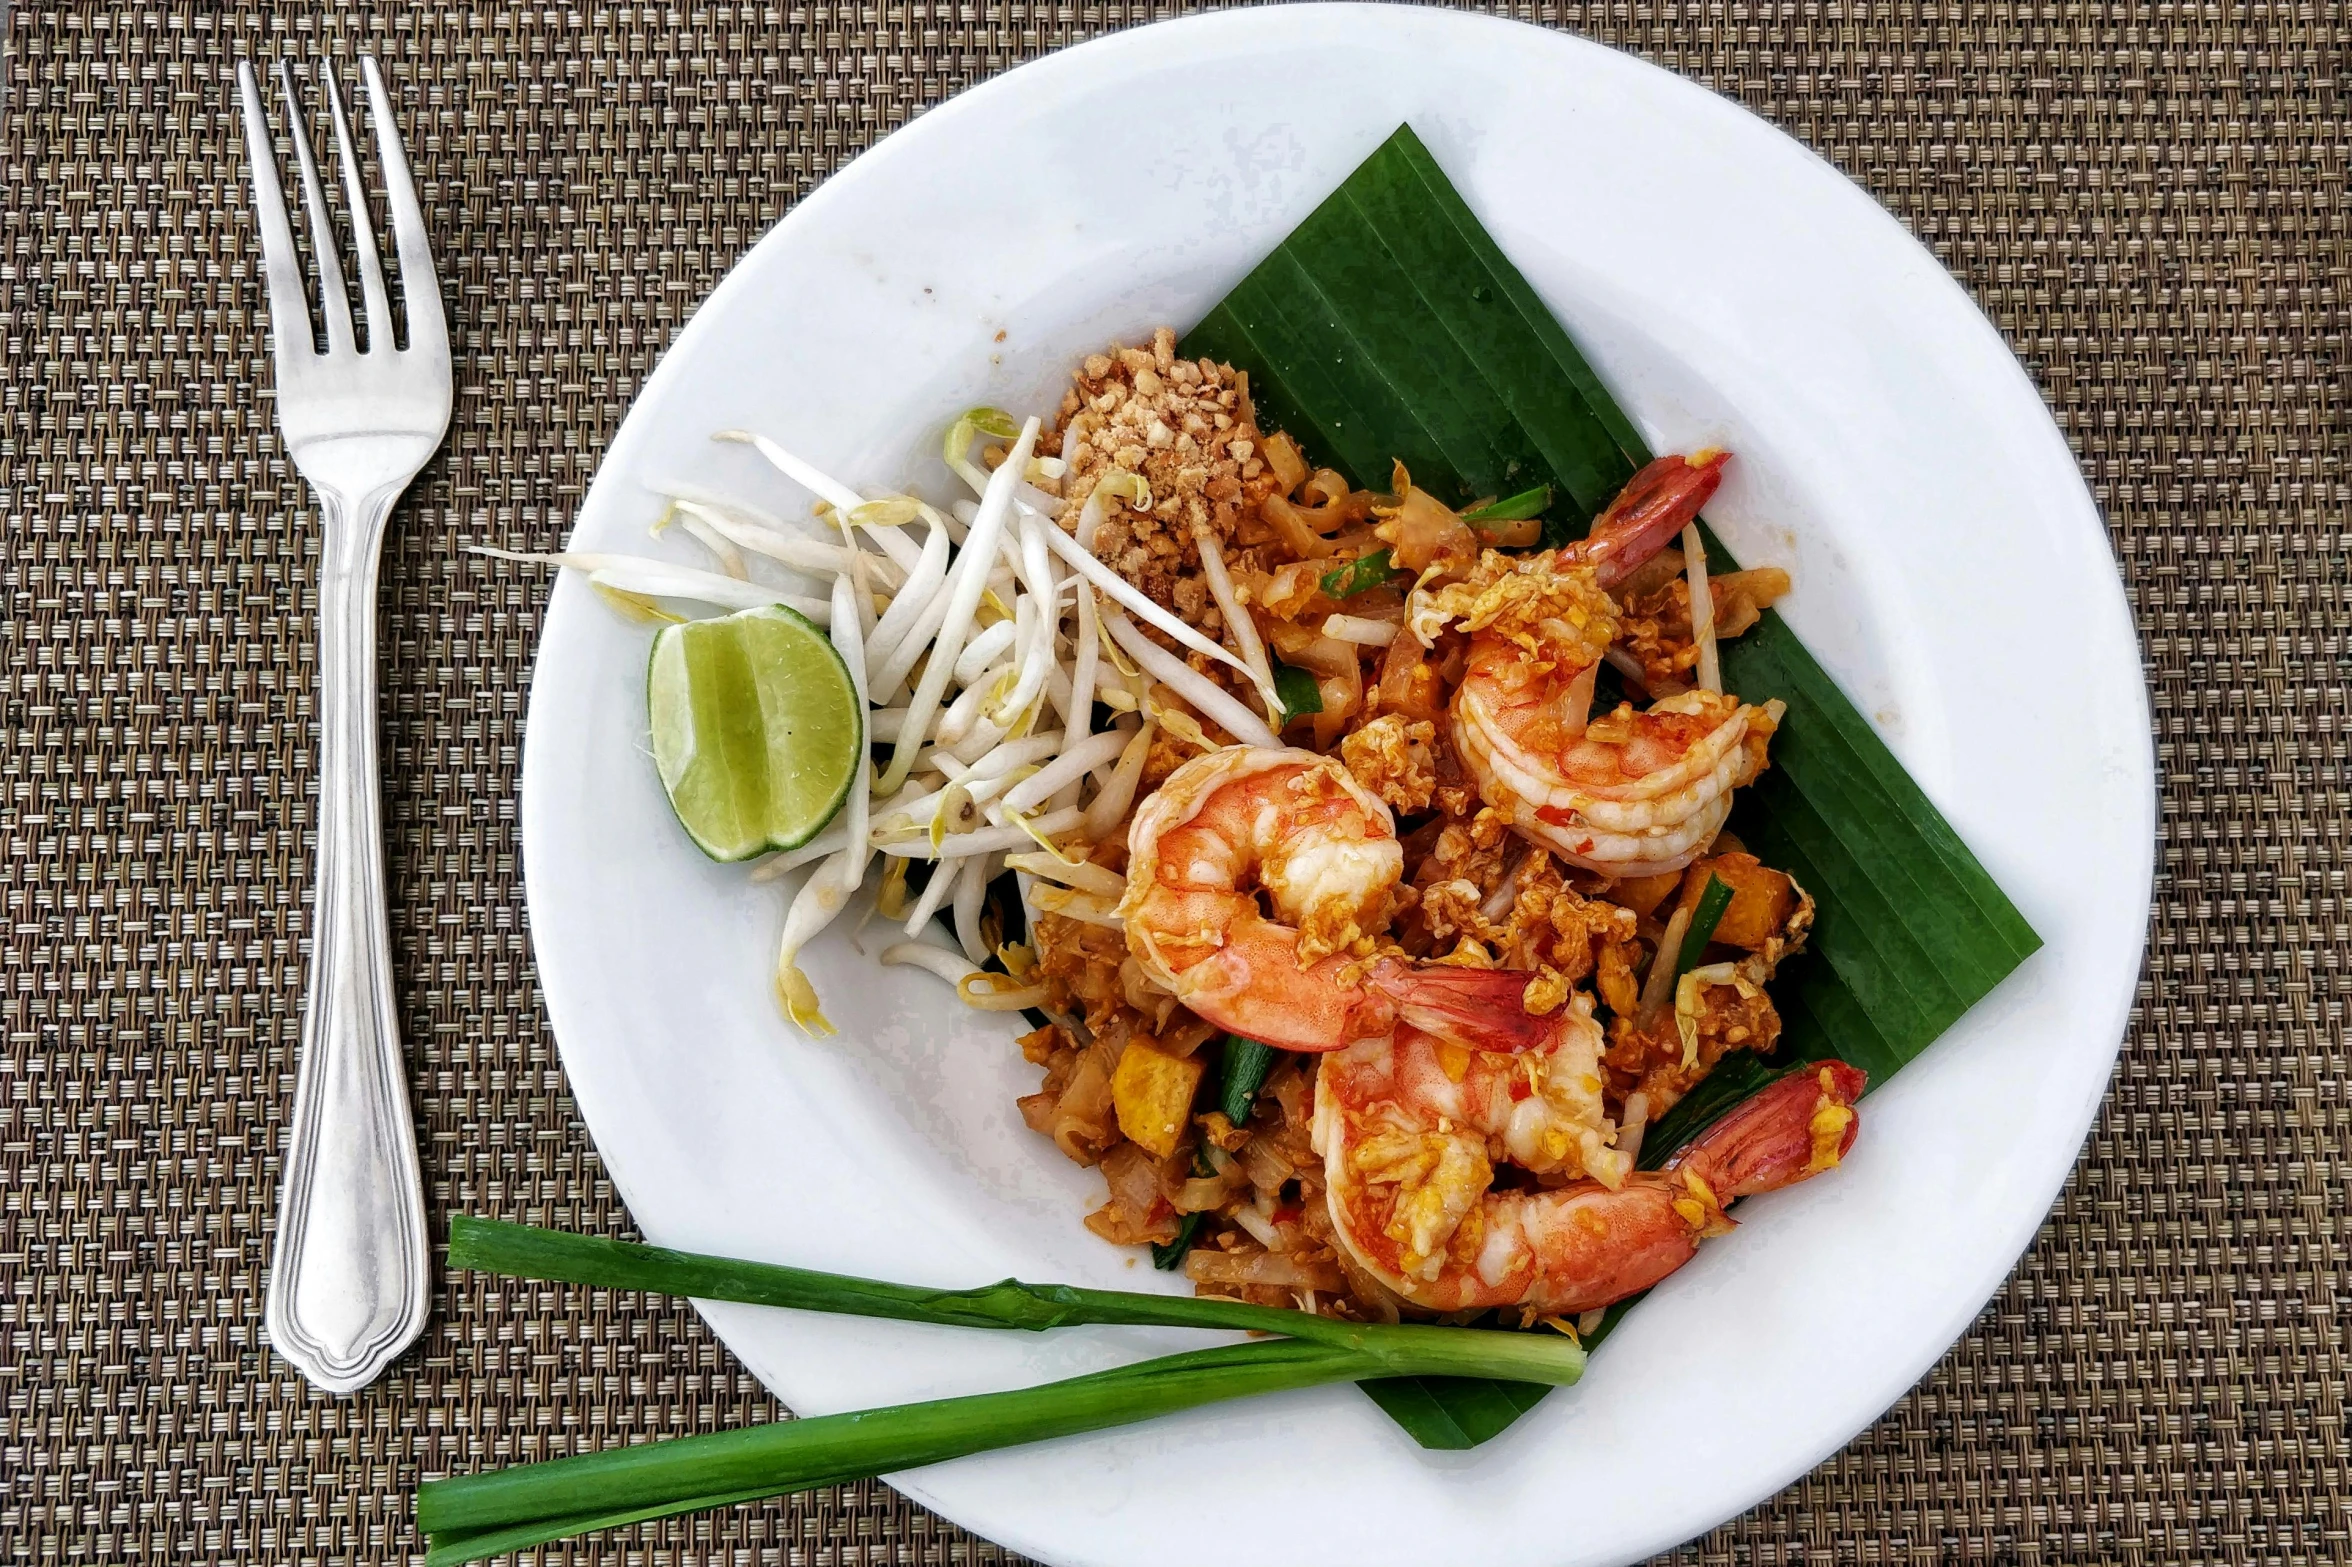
[[647, 604, 862, 861]]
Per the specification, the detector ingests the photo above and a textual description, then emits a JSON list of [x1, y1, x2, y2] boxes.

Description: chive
[[1272, 661, 1322, 721], [421, 1332, 1581, 1565], [1318, 547, 1402, 598], [1460, 484, 1552, 523], [423, 1219, 1587, 1562], [1674, 874, 1735, 976], [1150, 1212, 1204, 1271], [1220, 1034, 1278, 1125], [449, 1216, 1536, 1349]]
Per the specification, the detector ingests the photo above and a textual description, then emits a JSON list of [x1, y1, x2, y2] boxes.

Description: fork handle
[[266, 493, 431, 1394]]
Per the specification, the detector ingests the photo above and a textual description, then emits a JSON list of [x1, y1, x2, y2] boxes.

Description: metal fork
[[235, 57, 449, 1394]]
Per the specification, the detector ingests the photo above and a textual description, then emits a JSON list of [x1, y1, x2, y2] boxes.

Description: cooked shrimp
[[1118, 746, 1567, 1054], [1318, 1055, 1864, 1314], [1428, 451, 1781, 876]]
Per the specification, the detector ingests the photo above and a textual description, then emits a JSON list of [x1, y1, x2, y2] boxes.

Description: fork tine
[[360, 56, 446, 359], [319, 63, 396, 353], [234, 62, 316, 363], [274, 62, 354, 355]]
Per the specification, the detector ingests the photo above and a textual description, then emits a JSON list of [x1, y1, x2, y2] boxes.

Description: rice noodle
[[1683, 522, 1721, 694], [1183, 1250, 1339, 1292], [1029, 885, 1123, 927], [1101, 610, 1280, 750], [1231, 1204, 1286, 1251]]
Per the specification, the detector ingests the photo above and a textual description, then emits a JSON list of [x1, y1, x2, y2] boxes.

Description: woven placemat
[[4, 2, 2346, 1562]]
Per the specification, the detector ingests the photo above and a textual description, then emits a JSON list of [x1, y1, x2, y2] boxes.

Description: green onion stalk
[[422, 1220, 1585, 1565], [1674, 874, 1735, 977], [1219, 1034, 1279, 1124], [1460, 484, 1552, 523]]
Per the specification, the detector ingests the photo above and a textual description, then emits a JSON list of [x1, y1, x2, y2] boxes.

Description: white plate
[[518, 8, 2154, 1564]]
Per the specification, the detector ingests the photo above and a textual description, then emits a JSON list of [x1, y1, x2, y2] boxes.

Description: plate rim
[[517, 7, 2156, 1563]]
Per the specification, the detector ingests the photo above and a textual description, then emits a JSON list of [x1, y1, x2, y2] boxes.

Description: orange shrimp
[[1318, 1052, 1864, 1314], [1430, 452, 1781, 878], [1118, 746, 1567, 1055]]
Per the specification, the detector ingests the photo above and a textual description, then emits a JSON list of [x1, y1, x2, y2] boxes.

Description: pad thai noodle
[[505, 328, 1858, 1332]]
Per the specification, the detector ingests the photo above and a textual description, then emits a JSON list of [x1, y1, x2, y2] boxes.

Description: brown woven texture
[[3, 1, 2345, 1562]]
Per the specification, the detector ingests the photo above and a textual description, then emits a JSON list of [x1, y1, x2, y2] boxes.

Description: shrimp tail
[[1369, 961, 1563, 1053], [1583, 450, 1730, 588], [1669, 1059, 1865, 1197]]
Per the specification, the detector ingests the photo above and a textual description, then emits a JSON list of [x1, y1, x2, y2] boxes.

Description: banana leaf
[[1181, 124, 2039, 1448]]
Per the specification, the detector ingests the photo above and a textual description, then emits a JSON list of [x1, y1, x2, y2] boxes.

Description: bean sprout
[[773, 569, 877, 1034], [1684, 522, 1721, 694], [998, 728, 1130, 816], [659, 502, 749, 579], [713, 428, 865, 513], [1321, 613, 1401, 647], [470, 546, 831, 623], [502, 393, 1314, 1028], [1080, 719, 1158, 842], [878, 417, 1042, 794], [1102, 609, 1280, 750], [1196, 528, 1280, 723], [668, 497, 871, 580], [1040, 517, 1275, 709]]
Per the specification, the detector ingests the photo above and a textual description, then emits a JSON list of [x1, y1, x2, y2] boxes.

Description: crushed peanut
[[1052, 327, 1283, 611]]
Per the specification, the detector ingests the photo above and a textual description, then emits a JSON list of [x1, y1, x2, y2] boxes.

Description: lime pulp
[[646, 603, 862, 861]]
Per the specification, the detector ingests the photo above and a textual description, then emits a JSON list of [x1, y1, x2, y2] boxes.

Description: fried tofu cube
[[1111, 1035, 1207, 1159], [1701, 853, 1797, 950], [1610, 869, 1685, 918]]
